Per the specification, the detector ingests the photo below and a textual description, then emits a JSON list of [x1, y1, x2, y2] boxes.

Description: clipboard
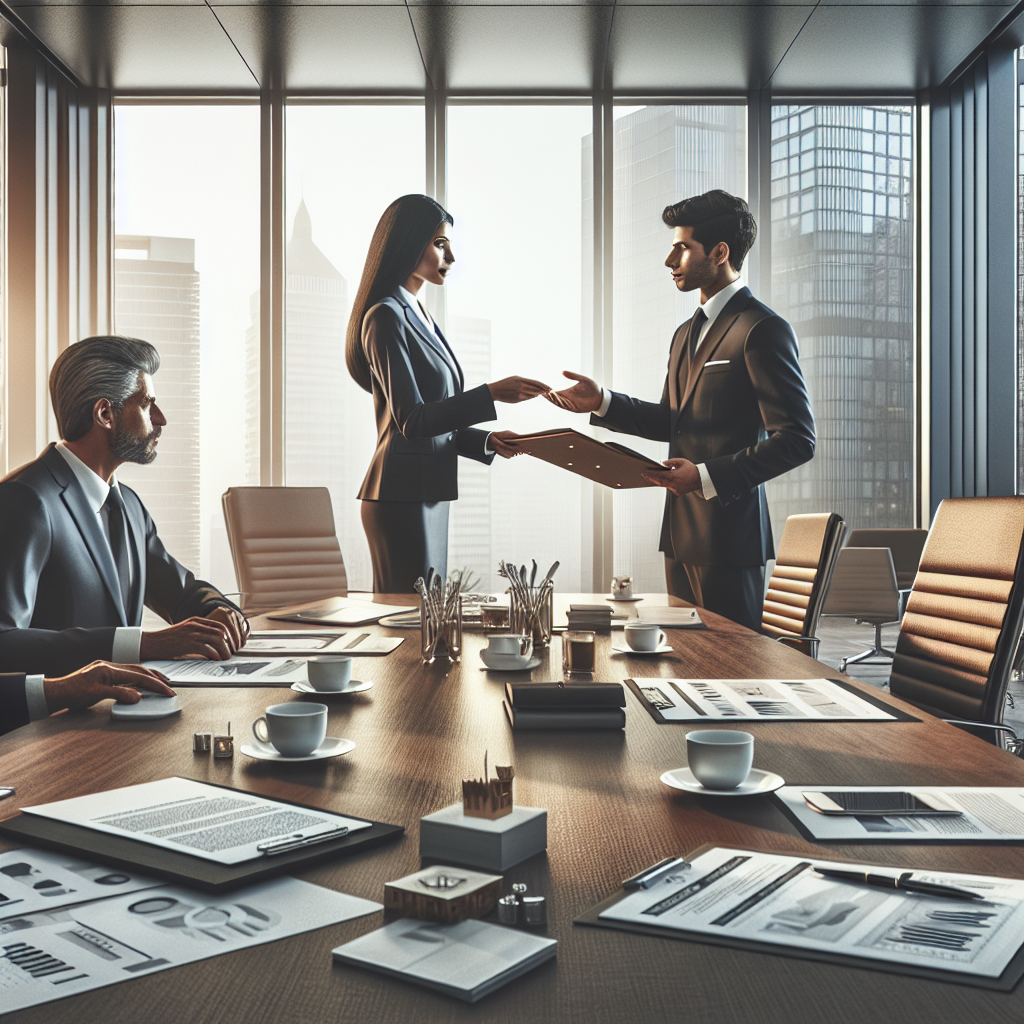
[[575, 844, 1024, 991], [0, 780, 404, 892], [507, 429, 669, 489]]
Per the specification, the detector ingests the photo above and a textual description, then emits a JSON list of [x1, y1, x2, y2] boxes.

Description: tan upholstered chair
[[762, 512, 846, 654], [890, 497, 1024, 730], [221, 486, 349, 615]]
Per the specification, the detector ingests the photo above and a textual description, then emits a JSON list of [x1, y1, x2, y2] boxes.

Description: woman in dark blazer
[[346, 194, 548, 593]]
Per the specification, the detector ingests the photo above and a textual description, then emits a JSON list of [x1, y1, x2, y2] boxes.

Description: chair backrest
[[890, 497, 1024, 723], [221, 486, 348, 615], [763, 512, 845, 639], [820, 547, 900, 622], [846, 528, 929, 590]]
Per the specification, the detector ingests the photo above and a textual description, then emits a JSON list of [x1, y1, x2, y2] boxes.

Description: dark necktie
[[689, 307, 708, 362], [104, 487, 133, 611]]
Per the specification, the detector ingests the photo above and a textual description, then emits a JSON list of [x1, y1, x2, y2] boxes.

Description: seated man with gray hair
[[0, 335, 248, 679]]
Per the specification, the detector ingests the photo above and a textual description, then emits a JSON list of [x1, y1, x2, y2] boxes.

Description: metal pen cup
[[509, 583, 554, 650]]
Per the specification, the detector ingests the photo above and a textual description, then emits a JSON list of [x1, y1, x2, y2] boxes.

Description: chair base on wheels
[[838, 621, 897, 673]]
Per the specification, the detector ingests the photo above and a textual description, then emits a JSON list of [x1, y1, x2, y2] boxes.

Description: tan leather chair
[[820, 547, 901, 671], [221, 486, 349, 615], [890, 497, 1024, 729], [762, 512, 846, 654]]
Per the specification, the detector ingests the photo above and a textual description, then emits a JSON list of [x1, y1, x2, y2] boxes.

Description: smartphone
[[802, 790, 963, 817]]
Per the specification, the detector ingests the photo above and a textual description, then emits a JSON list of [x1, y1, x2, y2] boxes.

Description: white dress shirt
[[596, 277, 747, 501]]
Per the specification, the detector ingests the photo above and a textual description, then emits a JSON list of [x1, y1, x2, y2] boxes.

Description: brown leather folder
[[507, 429, 668, 489]]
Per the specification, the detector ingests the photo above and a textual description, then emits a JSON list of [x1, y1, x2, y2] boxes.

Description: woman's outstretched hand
[[543, 371, 603, 414], [489, 431, 522, 459], [487, 376, 551, 404]]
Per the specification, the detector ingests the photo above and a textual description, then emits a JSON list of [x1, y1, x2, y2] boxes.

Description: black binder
[[0, 780, 404, 892]]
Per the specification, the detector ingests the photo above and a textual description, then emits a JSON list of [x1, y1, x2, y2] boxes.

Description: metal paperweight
[[193, 732, 212, 753], [496, 895, 520, 925], [522, 896, 547, 927], [213, 723, 234, 759]]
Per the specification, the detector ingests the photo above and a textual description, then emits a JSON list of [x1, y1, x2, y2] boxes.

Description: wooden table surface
[[3, 593, 1024, 1024]]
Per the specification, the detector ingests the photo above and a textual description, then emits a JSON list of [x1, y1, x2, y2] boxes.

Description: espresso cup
[[252, 703, 327, 757], [306, 656, 353, 691], [488, 633, 533, 659], [686, 730, 754, 790], [610, 575, 634, 599], [624, 622, 667, 652]]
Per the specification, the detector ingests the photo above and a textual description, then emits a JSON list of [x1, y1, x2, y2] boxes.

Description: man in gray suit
[[0, 336, 247, 676]]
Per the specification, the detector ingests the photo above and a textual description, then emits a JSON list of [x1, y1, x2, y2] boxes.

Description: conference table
[[3, 593, 1024, 1024]]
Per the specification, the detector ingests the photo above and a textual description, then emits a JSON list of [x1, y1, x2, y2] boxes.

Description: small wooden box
[[383, 866, 502, 924]]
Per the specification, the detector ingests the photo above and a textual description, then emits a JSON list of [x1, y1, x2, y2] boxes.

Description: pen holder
[[420, 594, 462, 665], [509, 583, 553, 650]]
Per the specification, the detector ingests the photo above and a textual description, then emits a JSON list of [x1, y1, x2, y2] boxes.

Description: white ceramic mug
[[487, 633, 533, 659], [624, 621, 667, 652], [252, 703, 327, 757], [686, 730, 754, 790], [307, 656, 353, 691], [610, 575, 634, 599]]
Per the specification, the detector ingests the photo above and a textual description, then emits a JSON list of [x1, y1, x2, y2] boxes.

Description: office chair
[[845, 528, 928, 615], [889, 497, 1024, 751], [221, 486, 349, 616], [820, 547, 902, 672], [762, 512, 846, 657]]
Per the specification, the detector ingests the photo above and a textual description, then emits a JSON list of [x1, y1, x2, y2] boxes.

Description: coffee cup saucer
[[610, 641, 673, 655], [660, 767, 785, 796], [605, 594, 643, 602], [240, 736, 356, 762], [479, 650, 542, 671], [290, 680, 373, 696]]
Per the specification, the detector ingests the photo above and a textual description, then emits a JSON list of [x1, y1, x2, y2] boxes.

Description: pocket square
[[704, 360, 730, 367]]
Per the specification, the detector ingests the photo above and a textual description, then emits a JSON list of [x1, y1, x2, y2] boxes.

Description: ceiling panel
[[609, 5, 808, 91], [11, 5, 257, 88], [408, 4, 613, 90], [213, 5, 425, 89], [770, 3, 1013, 91]]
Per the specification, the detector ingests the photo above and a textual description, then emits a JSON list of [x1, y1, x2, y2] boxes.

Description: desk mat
[[0, 780, 404, 892], [574, 844, 1024, 991], [625, 677, 920, 725]]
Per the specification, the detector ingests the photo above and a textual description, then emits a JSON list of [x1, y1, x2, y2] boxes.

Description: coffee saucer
[[290, 680, 373, 695], [605, 594, 643, 602], [660, 767, 785, 797], [240, 737, 356, 762], [479, 651, 542, 672], [611, 642, 674, 656]]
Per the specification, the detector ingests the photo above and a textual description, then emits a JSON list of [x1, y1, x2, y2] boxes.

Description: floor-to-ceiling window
[[765, 104, 915, 538], [1017, 49, 1024, 494], [609, 103, 747, 592], [113, 104, 259, 590], [283, 103, 424, 592]]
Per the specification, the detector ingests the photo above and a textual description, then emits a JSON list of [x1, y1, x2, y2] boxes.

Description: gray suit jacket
[[358, 291, 496, 503], [0, 445, 236, 675]]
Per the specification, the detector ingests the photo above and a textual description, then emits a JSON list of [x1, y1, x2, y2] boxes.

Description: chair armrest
[[943, 720, 1020, 746], [776, 635, 821, 659]]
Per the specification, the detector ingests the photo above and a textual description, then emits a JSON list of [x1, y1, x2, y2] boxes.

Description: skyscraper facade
[[114, 234, 202, 571], [766, 105, 914, 535]]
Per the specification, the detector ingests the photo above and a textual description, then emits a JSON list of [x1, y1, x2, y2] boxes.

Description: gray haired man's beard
[[111, 424, 160, 465]]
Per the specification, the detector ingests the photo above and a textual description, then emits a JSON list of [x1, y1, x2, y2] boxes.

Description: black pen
[[815, 867, 984, 901]]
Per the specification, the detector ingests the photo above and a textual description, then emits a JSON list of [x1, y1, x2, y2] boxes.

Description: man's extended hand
[[489, 430, 522, 460], [642, 458, 703, 496], [543, 371, 604, 414], [139, 616, 239, 661], [207, 606, 250, 651], [44, 661, 175, 714]]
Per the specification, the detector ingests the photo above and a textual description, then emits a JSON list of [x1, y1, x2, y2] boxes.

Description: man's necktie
[[689, 307, 708, 362], [104, 487, 133, 611]]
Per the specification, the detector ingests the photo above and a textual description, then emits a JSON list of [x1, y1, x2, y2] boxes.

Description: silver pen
[[623, 857, 690, 891], [257, 825, 349, 856]]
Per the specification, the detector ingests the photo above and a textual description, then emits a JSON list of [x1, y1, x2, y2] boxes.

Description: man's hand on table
[[44, 662, 175, 714], [140, 613, 244, 661]]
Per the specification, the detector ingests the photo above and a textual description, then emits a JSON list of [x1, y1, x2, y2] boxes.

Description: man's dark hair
[[662, 190, 757, 272]]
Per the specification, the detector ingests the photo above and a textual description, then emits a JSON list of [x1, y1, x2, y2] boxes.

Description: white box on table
[[419, 803, 547, 872]]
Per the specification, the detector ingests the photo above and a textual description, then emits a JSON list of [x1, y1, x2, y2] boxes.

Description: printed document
[[778, 785, 1024, 841], [144, 658, 308, 684], [635, 678, 895, 721], [23, 777, 372, 866], [601, 847, 1024, 979]]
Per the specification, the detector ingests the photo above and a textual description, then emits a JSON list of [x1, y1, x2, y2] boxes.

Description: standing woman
[[347, 194, 548, 593]]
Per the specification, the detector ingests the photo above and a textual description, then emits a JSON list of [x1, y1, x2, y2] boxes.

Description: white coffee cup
[[487, 633, 533, 659], [611, 575, 634, 599], [624, 621, 667, 652], [307, 656, 353, 691], [686, 730, 754, 790], [252, 703, 327, 757]]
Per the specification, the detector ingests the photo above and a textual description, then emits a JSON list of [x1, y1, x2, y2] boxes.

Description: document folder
[[507, 429, 668, 489]]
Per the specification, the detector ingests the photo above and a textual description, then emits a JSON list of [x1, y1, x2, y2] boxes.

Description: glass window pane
[[114, 105, 259, 588], [284, 104, 424, 591], [611, 104, 747, 592], [766, 104, 914, 533], [447, 105, 592, 591]]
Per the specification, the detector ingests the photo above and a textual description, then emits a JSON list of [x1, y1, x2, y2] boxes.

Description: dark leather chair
[[762, 512, 846, 656], [889, 497, 1024, 745]]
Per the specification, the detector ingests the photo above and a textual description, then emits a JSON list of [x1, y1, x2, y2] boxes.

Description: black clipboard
[[574, 844, 1024, 991], [0, 780, 404, 892], [625, 677, 920, 724]]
